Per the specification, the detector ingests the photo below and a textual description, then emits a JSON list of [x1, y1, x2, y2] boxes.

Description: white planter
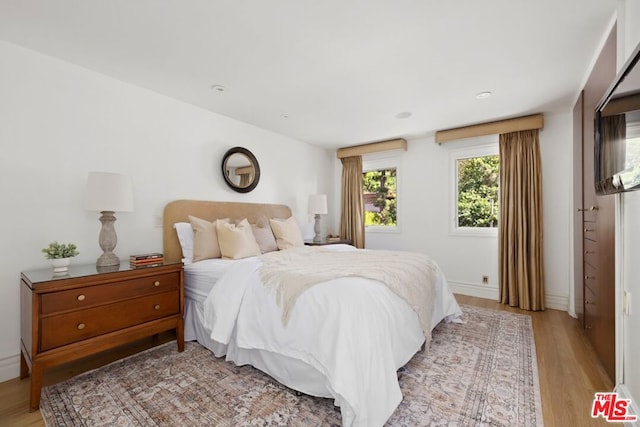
[[51, 257, 71, 273]]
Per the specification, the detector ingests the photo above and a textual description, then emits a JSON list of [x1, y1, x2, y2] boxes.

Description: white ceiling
[[0, 0, 617, 149]]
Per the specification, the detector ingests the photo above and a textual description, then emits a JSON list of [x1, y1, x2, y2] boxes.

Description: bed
[[162, 200, 462, 427]]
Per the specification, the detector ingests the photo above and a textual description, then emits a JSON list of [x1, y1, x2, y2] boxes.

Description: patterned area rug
[[40, 304, 543, 426]]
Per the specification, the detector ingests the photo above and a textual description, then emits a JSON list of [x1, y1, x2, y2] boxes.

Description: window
[[363, 168, 397, 226], [362, 155, 400, 231], [450, 143, 499, 235]]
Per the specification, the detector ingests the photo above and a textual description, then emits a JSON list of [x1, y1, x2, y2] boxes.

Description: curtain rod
[[435, 114, 544, 144], [336, 138, 407, 159]]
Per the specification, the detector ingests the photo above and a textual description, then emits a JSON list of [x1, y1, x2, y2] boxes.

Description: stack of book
[[129, 252, 164, 268]]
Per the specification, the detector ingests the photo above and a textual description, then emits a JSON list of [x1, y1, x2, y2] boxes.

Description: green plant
[[41, 241, 79, 259]]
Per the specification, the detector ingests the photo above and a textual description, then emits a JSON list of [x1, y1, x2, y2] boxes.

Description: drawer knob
[[77, 294, 86, 301], [584, 250, 595, 254], [584, 275, 595, 280], [154, 304, 160, 310], [584, 228, 595, 232], [154, 281, 160, 287], [77, 323, 86, 330]]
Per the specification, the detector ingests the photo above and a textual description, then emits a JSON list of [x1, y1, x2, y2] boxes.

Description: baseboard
[[448, 281, 499, 300], [544, 294, 569, 312], [614, 384, 639, 427], [0, 353, 20, 383], [449, 281, 569, 312]]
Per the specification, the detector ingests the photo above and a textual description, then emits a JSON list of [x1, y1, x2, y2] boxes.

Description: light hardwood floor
[[0, 295, 615, 426]]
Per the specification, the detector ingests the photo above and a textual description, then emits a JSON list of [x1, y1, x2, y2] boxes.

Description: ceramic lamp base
[[97, 252, 120, 267], [313, 214, 323, 243], [96, 210, 121, 267]]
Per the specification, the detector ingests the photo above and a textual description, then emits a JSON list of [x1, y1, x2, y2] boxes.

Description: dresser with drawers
[[20, 261, 184, 411]]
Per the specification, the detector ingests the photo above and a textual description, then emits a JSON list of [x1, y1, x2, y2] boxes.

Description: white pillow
[[216, 218, 261, 260], [174, 222, 194, 264], [269, 216, 305, 250]]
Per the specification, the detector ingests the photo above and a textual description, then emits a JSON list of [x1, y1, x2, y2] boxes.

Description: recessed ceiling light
[[395, 111, 412, 119], [210, 84, 226, 92], [475, 91, 492, 99]]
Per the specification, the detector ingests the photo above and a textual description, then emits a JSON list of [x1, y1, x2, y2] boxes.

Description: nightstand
[[20, 261, 184, 411], [304, 239, 353, 246]]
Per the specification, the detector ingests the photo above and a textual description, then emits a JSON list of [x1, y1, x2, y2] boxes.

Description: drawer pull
[[77, 323, 86, 330], [585, 300, 594, 305], [584, 250, 595, 254], [584, 275, 595, 280], [77, 294, 86, 301], [584, 228, 595, 232], [154, 304, 160, 310], [585, 325, 592, 329], [154, 281, 160, 287], [578, 206, 599, 212]]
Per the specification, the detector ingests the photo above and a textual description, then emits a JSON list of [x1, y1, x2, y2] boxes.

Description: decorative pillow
[[188, 216, 230, 262], [269, 216, 305, 250], [216, 218, 262, 260], [251, 222, 278, 254], [173, 222, 194, 264]]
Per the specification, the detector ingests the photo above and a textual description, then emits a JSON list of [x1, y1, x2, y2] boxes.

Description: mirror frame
[[221, 146, 261, 193]]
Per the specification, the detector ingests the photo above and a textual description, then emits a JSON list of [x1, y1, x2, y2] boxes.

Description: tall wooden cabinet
[[573, 25, 617, 381]]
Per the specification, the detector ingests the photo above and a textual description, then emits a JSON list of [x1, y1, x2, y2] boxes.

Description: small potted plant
[[42, 241, 79, 273]]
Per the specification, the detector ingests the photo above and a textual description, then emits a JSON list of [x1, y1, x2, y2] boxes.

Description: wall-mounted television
[[594, 42, 640, 195]]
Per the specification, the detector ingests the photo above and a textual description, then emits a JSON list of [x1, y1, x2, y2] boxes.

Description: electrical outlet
[[482, 276, 489, 284]]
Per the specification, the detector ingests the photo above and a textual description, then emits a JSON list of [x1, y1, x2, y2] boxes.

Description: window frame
[[362, 153, 401, 234], [449, 140, 499, 237]]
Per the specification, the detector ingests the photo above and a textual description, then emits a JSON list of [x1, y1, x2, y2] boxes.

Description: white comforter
[[203, 245, 461, 426]]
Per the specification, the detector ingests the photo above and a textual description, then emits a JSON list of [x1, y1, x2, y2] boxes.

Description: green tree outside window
[[457, 155, 499, 227], [363, 168, 397, 226]]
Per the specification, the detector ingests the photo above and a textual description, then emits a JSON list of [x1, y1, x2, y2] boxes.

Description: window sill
[[449, 227, 498, 238], [365, 226, 401, 234]]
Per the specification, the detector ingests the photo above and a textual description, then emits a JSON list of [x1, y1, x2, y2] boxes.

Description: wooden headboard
[[162, 200, 292, 263]]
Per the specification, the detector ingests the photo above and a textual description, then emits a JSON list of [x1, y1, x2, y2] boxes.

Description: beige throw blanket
[[259, 247, 438, 337]]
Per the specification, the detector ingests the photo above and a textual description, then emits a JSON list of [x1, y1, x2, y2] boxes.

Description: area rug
[[40, 304, 543, 426]]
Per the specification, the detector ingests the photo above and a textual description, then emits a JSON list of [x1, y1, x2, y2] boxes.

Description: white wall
[[617, 0, 640, 415], [0, 40, 333, 382], [622, 191, 640, 413], [539, 112, 574, 311], [334, 111, 573, 310]]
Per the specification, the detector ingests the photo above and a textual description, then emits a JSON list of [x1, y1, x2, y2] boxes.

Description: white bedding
[[186, 245, 462, 427], [183, 258, 235, 301]]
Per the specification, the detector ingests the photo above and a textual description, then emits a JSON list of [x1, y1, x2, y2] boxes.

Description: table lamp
[[308, 194, 328, 243], [85, 172, 134, 267]]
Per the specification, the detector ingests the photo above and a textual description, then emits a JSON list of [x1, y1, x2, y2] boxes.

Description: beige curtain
[[239, 173, 251, 187], [340, 156, 365, 248], [499, 129, 545, 311]]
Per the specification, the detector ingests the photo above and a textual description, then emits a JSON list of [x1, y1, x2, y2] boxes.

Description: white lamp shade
[[308, 194, 328, 215], [85, 172, 134, 212]]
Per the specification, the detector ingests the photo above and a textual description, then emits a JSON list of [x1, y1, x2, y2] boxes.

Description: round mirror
[[221, 147, 260, 193]]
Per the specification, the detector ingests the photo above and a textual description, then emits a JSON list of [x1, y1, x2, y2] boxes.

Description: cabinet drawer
[[584, 285, 597, 331], [583, 238, 598, 268], [41, 272, 179, 315], [40, 290, 179, 351], [584, 262, 597, 296]]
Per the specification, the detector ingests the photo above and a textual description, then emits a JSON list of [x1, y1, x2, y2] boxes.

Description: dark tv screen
[[595, 42, 640, 195]]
